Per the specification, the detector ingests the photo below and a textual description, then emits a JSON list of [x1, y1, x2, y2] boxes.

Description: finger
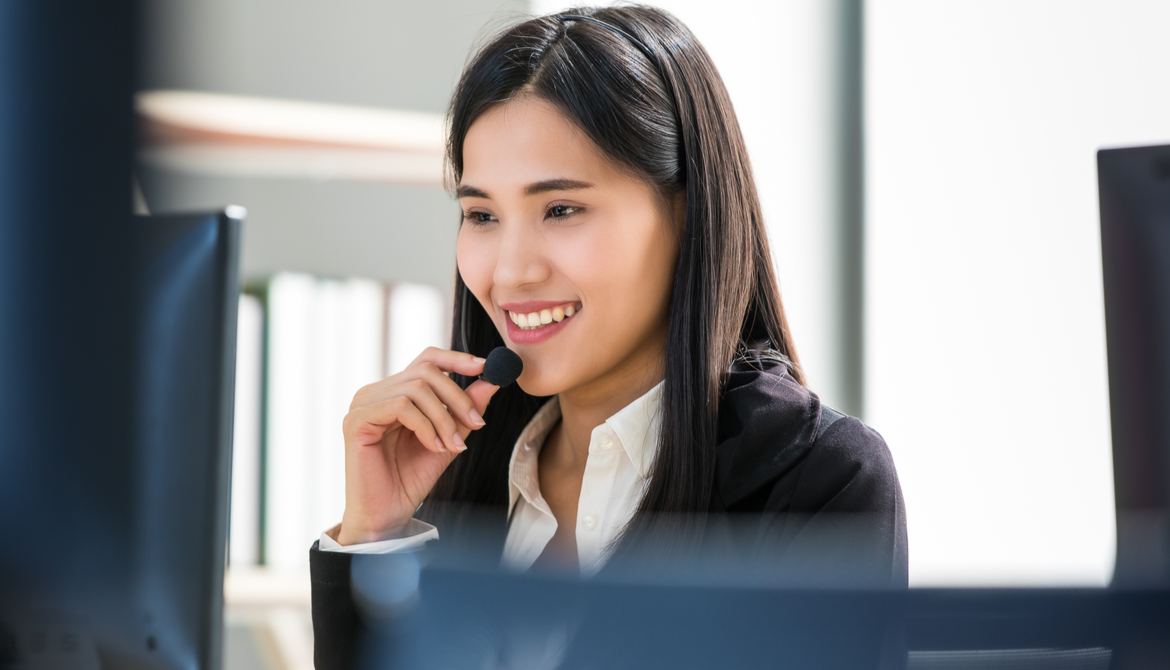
[[396, 379, 465, 453], [351, 370, 428, 409], [350, 349, 486, 410], [411, 362, 484, 431], [345, 396, 447, 455], [389, 398, 457, 456], [411, 346, 487, 377], [457, 379, 502, 440]]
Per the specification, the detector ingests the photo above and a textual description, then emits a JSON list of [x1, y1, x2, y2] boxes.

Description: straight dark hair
[[422, 5, 803, 557]]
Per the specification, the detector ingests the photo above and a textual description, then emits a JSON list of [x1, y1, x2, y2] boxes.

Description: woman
[[311, 4, 906, 666]]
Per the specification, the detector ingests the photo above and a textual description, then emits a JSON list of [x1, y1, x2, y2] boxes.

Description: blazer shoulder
[[714, 360, 903, 516], [713, 365, 908, 585], [714, 362, 818, 509], [794, 414, 902, 515]]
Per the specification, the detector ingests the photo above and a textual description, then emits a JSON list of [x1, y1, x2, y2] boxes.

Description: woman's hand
[[335, 347, 500, 546]]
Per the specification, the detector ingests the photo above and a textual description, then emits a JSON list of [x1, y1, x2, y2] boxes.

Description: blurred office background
[[135, 0, 1170, 667]]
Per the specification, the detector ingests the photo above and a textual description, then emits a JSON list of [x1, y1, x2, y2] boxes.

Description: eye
[[547, 204, 581, 220], [462, 210, 497, 226]]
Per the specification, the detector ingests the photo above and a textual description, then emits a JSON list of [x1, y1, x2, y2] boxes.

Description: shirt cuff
[[317, 518, 439, 554]]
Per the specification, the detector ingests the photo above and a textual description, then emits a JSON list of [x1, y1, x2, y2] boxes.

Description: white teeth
[[508, 304, 580, 330]]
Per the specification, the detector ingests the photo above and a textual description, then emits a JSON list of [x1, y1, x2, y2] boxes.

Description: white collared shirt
[[319, 382, 664, 577]]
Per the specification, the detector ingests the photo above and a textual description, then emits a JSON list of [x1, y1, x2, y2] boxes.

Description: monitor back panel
[[1098, 144, 1170, 585]]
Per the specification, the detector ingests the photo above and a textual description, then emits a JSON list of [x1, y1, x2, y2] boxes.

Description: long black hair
[[422, 5, 803, 556]]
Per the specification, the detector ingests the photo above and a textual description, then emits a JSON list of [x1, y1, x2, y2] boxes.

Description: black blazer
[[309, 360, 908, 670]]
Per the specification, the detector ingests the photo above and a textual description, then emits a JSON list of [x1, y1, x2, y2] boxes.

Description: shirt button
[[581, 514, 599, 530], [599, 436, 614, 451]]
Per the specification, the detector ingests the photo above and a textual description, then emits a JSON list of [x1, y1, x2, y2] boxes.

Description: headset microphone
[[480, 347, 523, 387]]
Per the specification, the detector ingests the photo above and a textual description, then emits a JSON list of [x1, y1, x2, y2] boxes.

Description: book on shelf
[[229, 293, 263, 567]]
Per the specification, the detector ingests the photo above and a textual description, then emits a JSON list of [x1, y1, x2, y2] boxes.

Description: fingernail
[[469, 408, 485, 426], [434, 437, 445, 453], [453, 433, 467, 452], [472, 356, 486, 364]]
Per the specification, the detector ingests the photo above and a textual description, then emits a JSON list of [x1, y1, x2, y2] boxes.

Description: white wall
[[867, 0, 1170, 585]]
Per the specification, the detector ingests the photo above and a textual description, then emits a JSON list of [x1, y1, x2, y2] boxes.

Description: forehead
[[461, 96, 617, 191]]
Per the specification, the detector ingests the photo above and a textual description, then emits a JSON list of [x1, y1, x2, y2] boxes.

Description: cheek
[[456, 228, 496, 304], [559, 218, 676, 320]]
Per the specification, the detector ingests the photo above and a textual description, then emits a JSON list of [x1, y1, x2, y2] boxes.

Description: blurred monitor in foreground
[[346, 536, 1169, 670], [1098, 144, 1170, 587], [0, 210, 241, 669], [322, 509, 1170, 670]]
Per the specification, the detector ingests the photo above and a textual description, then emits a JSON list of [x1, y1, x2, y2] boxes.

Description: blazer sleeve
[[310, 541, 362, 670], [761, 416, 909, 588]]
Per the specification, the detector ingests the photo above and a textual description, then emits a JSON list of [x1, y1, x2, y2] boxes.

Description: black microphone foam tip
[[481, 347, 523, 387]]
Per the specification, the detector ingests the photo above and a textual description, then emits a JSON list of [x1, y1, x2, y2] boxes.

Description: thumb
[[458, 379, 501, 439]]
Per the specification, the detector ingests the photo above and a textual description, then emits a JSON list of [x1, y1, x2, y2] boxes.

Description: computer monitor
[[352, 558, 1168, 670], [0, 209, 241, 669], [130, 209, 242, 670], [1098, 143, 1170, 586]]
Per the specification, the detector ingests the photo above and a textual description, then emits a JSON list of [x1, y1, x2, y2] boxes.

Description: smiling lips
[[507, 303, 579, 330]]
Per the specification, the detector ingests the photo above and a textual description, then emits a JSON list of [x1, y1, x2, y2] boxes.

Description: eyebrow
[[456, 178, 595, 200], [524, 178, 594, 196]]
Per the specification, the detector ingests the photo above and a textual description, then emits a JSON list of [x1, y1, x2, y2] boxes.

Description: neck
[[552, 342, 665, 468]]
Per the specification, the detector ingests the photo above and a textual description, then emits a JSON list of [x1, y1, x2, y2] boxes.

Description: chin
[[515, 372, 557, 398], [514, 364, 574, 398]]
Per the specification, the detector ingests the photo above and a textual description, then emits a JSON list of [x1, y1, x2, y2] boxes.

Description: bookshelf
[[137, 90, 446, 186]]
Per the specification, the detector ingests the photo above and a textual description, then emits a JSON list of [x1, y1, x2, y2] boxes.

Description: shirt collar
[[507, 396, 562, 519], [506, 381, 665, 518], [603, 381, 664, 479]]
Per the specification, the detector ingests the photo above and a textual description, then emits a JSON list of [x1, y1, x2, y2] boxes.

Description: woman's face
[[457, 96, 682, 399]]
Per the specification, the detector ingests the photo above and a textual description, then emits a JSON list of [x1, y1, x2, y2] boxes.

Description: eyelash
[[463, 211, 496, 226], [462, 204, 582, 226]]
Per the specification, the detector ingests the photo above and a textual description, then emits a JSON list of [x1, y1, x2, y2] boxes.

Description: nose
[[492, 223, 551, 289]]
